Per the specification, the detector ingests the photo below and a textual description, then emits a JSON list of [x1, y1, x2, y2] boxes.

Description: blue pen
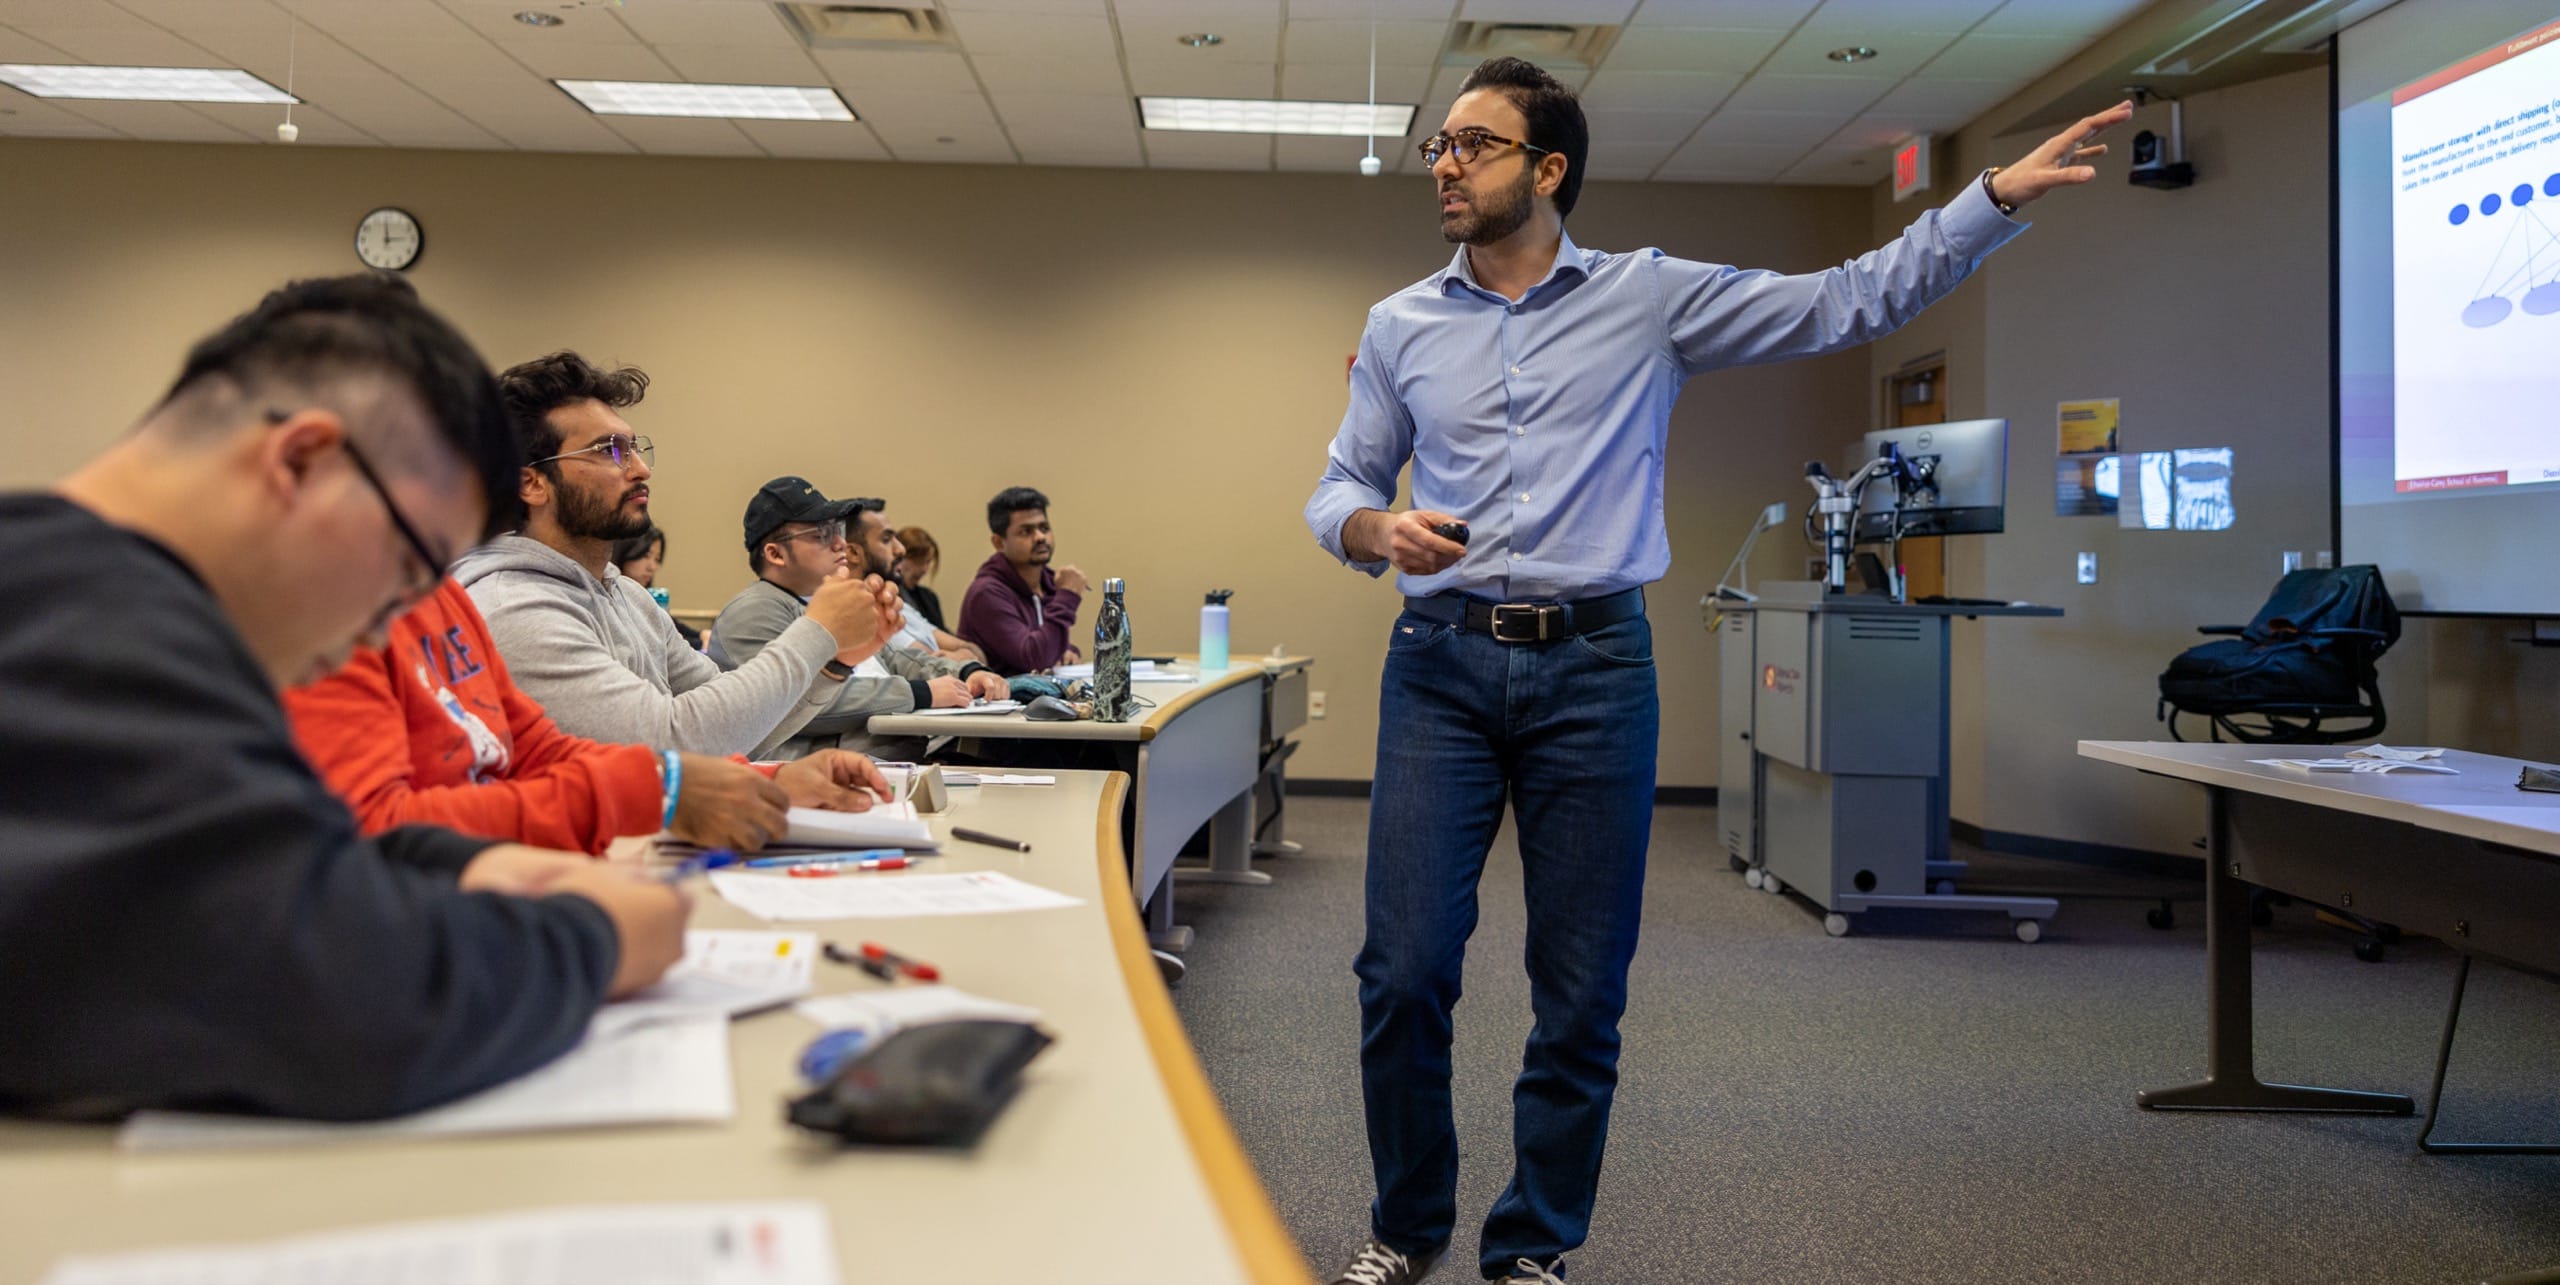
[[659, 849, 740, 883], [744, 848, 906, 869]]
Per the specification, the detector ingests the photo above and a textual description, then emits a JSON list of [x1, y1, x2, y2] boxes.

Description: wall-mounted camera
[[2125, 86, 2195, 190]]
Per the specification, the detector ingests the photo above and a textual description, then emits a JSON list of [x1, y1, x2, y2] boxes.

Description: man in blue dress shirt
[[1305, 58, 2132, 1285]]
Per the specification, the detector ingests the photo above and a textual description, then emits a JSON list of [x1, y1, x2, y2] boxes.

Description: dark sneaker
[[1329, 1238, 1438, 1285], [1499, 1257, 1565, 1284]]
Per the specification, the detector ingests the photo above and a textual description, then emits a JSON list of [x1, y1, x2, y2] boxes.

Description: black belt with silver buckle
[[1402, 588, 1644, 644]]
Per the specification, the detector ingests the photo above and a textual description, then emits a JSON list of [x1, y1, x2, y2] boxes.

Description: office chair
[[2157, 565, 2404, 960], [2157, 565, 2400, 745]]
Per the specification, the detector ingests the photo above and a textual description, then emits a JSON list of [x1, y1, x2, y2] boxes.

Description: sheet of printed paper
[[794, 984, 1044, 1036], [39, 1202, 838, 1285], [708, 869, 1083, 922], [593, 931, 818, 1037], [120, 1012, 734, 1151]]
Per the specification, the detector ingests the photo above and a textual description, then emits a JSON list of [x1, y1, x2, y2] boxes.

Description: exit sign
[[1892, 135, 1931, 201]]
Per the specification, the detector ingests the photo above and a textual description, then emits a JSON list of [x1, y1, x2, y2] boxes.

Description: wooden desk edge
[[1091, 771, 1315, 1284]]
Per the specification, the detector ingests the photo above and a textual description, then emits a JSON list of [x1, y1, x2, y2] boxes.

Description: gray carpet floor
[[1167, 797, 2560, 1285]]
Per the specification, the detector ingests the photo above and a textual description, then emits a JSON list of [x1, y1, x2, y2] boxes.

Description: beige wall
[[0, 137, 1881, 785]]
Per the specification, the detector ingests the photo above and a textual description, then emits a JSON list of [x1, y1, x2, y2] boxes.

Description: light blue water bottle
[[1199, 589, 1232, 671]]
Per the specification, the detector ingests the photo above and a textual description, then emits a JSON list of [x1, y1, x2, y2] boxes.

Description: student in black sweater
[[0, 274, 688, 1122]]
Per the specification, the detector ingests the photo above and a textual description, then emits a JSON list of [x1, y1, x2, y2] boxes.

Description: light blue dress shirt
[[1305, 180, 2028, 602]]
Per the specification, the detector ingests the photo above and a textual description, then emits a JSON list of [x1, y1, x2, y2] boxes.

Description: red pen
[[787, 856, 916, 878], [860, 941, 941, 982]]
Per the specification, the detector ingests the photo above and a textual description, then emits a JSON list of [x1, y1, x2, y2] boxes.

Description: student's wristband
[[660, 750, 683, 831], [821, 658, 853, 681]]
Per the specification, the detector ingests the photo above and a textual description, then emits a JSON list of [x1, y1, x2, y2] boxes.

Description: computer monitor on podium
[[1852, 418, 2008, 541]]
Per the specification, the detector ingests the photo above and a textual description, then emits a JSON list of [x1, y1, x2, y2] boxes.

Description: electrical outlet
[[1309, 690, 1327, 719], [2076, 552, 2098, 585]]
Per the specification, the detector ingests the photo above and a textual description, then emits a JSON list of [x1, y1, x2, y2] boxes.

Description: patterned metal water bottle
[[1093, 578, 1135, 723]]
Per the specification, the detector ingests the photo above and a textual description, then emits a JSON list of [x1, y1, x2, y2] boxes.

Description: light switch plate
[[2076, 552, 2098, 585]]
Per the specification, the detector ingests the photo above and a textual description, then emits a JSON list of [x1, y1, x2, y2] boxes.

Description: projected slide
[[2388, 18, 2560, 493]]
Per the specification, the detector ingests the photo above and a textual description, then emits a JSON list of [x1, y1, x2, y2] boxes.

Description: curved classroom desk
[[0, 771, 1312, 1285], [868, 658, 1312, 950]]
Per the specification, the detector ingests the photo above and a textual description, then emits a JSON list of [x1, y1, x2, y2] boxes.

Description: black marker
[[952, 827, 1032, 853]]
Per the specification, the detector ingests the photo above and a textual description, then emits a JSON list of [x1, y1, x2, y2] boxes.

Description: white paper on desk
[[119, 1012, 735, 1151], [2249, 757, 2461, 775], [794, 984, 1043, 1036], [708, 869, 1082, 922], [2348, 744, 2446, 761], [780, 803, 936, 849], [1055, 661, 1155, 679], [592, 931, 817, 1038], [39, 1201, 839, 1285], [954, 773, 1055, 786], [902, 700, 1026, 717]]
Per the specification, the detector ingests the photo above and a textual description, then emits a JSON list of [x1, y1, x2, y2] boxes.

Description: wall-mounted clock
[[355, 206, 423, 272]]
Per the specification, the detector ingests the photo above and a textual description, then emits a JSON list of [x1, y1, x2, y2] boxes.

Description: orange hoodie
[[285, 579, 665, 855]]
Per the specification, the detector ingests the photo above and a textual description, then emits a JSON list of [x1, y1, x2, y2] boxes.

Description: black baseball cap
[[743, 476, 875, 550]]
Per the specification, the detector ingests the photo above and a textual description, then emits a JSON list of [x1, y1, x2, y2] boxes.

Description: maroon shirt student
[[956, 486, 1087, 674]]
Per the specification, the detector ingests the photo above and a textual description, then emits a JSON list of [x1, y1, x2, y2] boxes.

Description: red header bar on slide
[[2395, 19, 2560, 106], [2397, 471, 2508, 493]]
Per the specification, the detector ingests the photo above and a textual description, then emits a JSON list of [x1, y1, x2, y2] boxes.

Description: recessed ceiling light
[[514, 11, 565, 27], [0, 64, 296, 103], [1139, 96, 1415, 137], [1177, 33, 1222, 48], [554, 79, 855, 121], [1826, 46, 1879, 63]]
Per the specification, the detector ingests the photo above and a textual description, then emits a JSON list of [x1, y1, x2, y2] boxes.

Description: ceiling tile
[[105, 0, 287, 32], [284, 0, 480, 46], [1794, 0, 2001, 27], [1286, 0, 1455, 19], [188, 99, 375, 144], [1597, 26, 1786, 75], [1974, 0, 2148, 38], [937, 0, 1105, 12], [1762, 24, 1960, 78], [1140, 129, 1270, 169], [1273, 131, 1381, 173], [733, 117, 890, 159], [652, 42, 827, 85], [1658, 136, 1802, 174], [0, 25, 69, 58], [0, 86, 121, 136], [12, 25, 223, 64], [1835, 111, 1924, 149], [944, 10, 1116, 59], [52, 99, 261, 142], [850, 87, 1000, 129], [1625, 0, 1817, 26], [1690, 107, 1845, 147], [1715, 73, 1883, 114], [1581, 108, 1703, 144], [969, 52, 1124, 94], [503, 42, 681, 81], [1126, 58, 1275, 98], [1281, 19, 1448, 64], [809, 49, 982, 96], [439, 1, 642, 46], [1582, 137, 1676, 178], [1779, 140, 1890, 184], [610, 0, 802, 47], [1456, 0, 1637, 24], [596, 113, 761, 155], [988, 88, 1132, 127], [1014, 130, 1141, 166], [153, 23, 377, 86], [1116, 11, 1279, 63], [1579, 69, 1738, 113], [1276, 61, 1433, 103], [1914, 32, 2080, 81], [293, 72, 512, 148], [1864, 76, 2007, 119], [869, 113, 1011, 157]]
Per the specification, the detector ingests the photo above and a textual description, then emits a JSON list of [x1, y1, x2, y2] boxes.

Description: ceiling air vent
[[777, 4, 956, 51], [1443, 22, 1621, 71]]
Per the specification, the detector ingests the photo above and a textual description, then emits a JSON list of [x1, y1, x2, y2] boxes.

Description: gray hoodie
[[453, 534, 843, 758], [708, 578, 971, 760]]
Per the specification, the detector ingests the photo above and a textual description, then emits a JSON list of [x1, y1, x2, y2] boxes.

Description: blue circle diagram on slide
[[2458, 170, 2560, 327]]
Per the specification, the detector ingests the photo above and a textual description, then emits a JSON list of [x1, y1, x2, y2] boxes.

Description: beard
[[557, 475, 650, 543], [1441, 164, 1536, 246]]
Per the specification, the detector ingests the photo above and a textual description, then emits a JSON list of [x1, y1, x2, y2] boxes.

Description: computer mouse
[[1024, 695, 1081, 722]]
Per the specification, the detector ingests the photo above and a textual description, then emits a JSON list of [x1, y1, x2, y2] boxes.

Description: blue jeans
[[1357, 603, 1659, 1277]]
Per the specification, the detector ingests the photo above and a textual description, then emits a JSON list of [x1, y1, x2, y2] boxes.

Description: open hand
[[1992, 99, 2136, 208], [774, 749, 892, 812]]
